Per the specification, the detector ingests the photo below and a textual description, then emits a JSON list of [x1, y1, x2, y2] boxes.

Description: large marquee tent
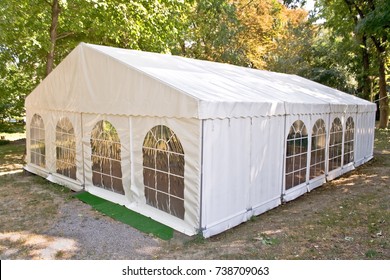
[[25, 43, 376, 237]]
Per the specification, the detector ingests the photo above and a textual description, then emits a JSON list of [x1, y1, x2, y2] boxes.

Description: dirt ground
[[0, 129, 389, 260]]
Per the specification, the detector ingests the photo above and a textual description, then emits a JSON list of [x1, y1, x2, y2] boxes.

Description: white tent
[[25, 43, 376, 237]]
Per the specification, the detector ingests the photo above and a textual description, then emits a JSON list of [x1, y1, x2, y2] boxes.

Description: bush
[[0, 122, 25, 133], [0, 139, 11, 145]]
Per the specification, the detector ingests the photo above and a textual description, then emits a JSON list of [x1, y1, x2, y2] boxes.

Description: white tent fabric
[[25, 43, 376, 237]]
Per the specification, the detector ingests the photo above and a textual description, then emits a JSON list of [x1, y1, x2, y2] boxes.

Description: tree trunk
[[361, 35, 371, 100], [377, 52, 389, 128], [45, 0, 60, 76], [371, 35, 389, 129]]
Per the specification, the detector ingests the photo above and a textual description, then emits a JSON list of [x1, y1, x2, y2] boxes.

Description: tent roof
[[26, 43, 375, 119]]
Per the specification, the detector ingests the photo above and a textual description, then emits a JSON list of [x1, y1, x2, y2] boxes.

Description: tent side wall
[[25, 109, 84, 191], [355, 111, 376, 167], [200, 108, 376, 237], [200, 117, 284, 238], [25, 107, 203, 236]]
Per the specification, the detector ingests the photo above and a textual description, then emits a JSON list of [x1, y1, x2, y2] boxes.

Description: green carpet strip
[[74, 192, 173, 240]]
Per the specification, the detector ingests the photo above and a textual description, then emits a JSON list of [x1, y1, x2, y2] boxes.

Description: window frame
[[343, 117, 355, 165], [30, 114, 46, 168], [143, 125, 185, 220], [328, 117, 343, 172], [55, 117, 77, 180], [285, 120, 308, 190], [90, 120, 124, 195], [310, 119, 326, 180]]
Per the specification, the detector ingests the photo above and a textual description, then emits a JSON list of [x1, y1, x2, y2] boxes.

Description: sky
[[304, 0, 316, 11]]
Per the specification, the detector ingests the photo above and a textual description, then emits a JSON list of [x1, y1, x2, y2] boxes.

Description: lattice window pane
[[329, 118, 343, 171], [30, 114, 46, 168], [157, 192, 170, 213], [143, 125, 185, 219], [310, 119, 326, 179], [56, 117, 76, 180], [143, 168, 155, 188], [344, 117, 355, 165], [145, 188, 157, 207], [90, 120, 124, 195], [285, 120, 308, 190], [170, 196, 185, 220]]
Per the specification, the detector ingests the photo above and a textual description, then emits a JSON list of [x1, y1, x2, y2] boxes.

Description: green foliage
[[0, 139, 11, 146], [356, 0, 390, 37], [314, 0, 390, 99], [0, 122, 25, 133], [176, 0, 248, 66], [1, 0, 387, 122], [0, 0, 192, 121], [0, 0, 50, 121], [254, 233, 280, 245]]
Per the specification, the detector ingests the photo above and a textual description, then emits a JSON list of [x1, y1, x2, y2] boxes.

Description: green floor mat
[[74, 192, 174, 240]]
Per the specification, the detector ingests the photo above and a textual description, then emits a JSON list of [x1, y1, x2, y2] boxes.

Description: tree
[[46, 0, 60, 75], [353, 0, 389, 128], [0, 0, 190, 121], [175, 0, 248, 65], [233, 0, 286, 69], [317, 0, 389, 128], [0, 0, 50, 121]]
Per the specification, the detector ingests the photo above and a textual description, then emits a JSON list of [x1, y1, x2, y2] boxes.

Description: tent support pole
[[199, 119, 205, 235], [280, 109, 288, 203], [80, 112, 86, 189]]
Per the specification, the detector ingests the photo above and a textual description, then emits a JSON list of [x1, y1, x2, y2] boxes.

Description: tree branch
[[56, 31, 75, 40], [344, 0, 365, 18]]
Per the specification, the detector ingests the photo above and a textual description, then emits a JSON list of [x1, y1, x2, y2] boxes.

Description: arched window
[[344, 117, 355, 165], [310, 119, 326, 179], [56, 118, 76, 179], [143, 125, 185, 219], [30, 114, 45, 167], [285, 120, 308, 190], [329, 117, 343, 171], [90, 120, 124, 195]]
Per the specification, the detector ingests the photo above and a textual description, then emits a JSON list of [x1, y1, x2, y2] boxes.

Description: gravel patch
[[44, 199, 162, 260]]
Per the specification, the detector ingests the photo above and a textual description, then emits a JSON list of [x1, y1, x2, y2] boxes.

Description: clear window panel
[[310, 119, 326, 180], [329, 118, 343, 172], [156, 171, 169, 193], [170, 196, 185, 220], [170, 175, 184, 197], [55, 117, 76, 180], [145, 188, 157, 207], [90, 120, 124, 195], [344, 117, 354, 165], [157, 192, 170, 213], [143, 125, 185, 219], [30, 114, 46, 168], [285, 120, 308, 189], [143, 169, 155, 188]]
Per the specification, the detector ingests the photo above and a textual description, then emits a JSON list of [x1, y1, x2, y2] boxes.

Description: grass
[[374, 128, 390, 152], [0, 173, 72, 233], [74, 192, 174, 240]]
